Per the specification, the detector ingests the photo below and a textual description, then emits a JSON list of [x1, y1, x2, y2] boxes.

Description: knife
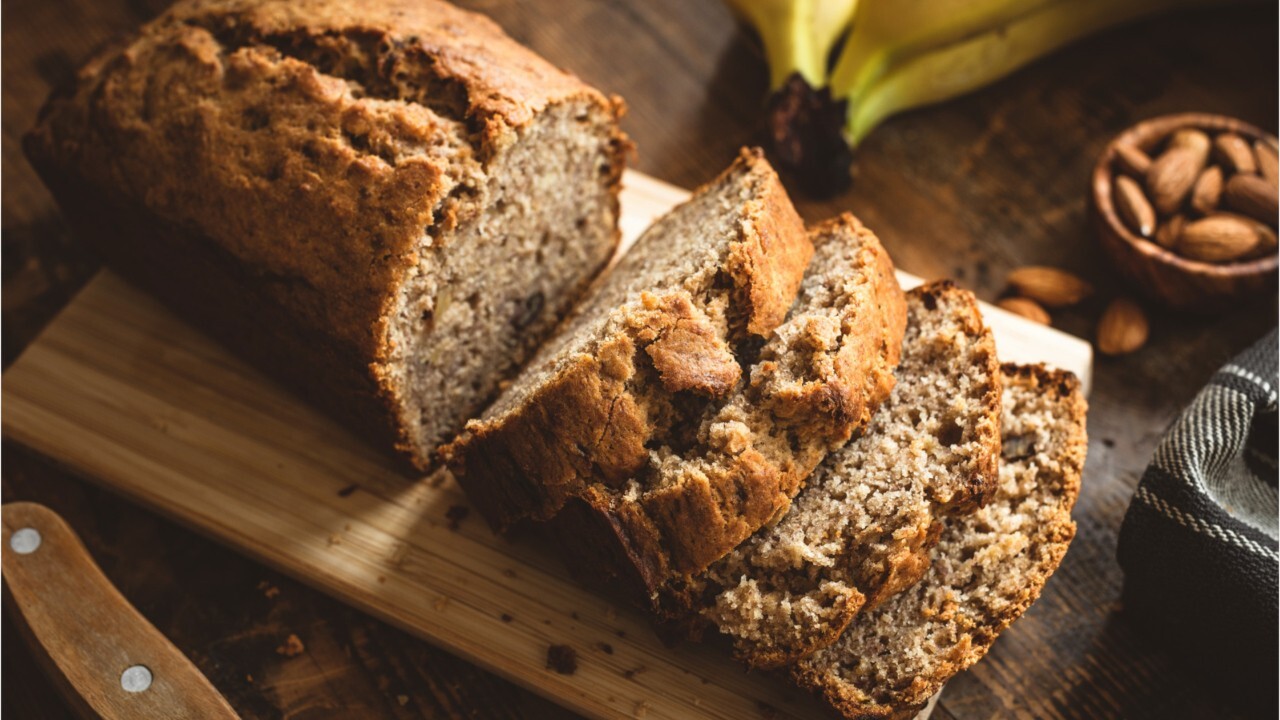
[[2, 501, 239, 719]]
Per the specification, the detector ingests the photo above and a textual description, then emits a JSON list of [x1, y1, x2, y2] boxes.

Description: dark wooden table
[[3, 1, 1276, 718]]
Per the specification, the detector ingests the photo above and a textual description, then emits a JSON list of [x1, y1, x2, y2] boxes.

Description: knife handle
[[2, 502, 239, 719]]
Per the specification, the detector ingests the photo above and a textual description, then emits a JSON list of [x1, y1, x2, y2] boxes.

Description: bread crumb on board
[[445, 504, 470, 530], [546, 644, 578, 675], [275, 634, 305, 658]]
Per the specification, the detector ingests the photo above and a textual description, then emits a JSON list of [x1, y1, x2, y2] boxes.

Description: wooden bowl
[[1092, 113, 1278, 312]]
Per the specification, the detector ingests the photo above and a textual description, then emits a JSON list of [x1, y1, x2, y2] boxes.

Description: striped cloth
[[1117, 329, 1277, 714]]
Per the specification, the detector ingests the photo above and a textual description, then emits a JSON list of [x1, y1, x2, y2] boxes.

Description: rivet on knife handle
[[2, 502, 239, 719]]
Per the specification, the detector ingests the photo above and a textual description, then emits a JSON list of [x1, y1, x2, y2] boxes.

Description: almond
[[1255, 139, 1279, 188], [1248, 222, 1278, 258], [997, 297, 1051, 325], [1147, 146, 1205, 215], [1176, 214, 1262, 262], [1223, 173, 1279, 225], [1154, 214, 1186, 249], [1189, 165, 1223, 215], [1114, 175, 1156, 237], [1097, 298, 1148, 356], [1169, 128, 1212, 157], [1213, 133, 1256, 174], [1006, 266, 1093, 308], [1114, 144, 1151, 178]]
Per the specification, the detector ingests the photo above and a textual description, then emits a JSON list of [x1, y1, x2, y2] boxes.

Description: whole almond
[[997, 297, 1051, 325], [1114, 175, 1156, 237], [1176, 214, 1261, 262], [1147, 146, 1205, 215], [1006, 266, 1093, 308], [1255, 140, 1279, 188], [1189, 165, 1223, 216], [1169, 128, 1212, 157], [1154, 214, 1186, 249], [1097, 298, 1149, 356], [1248, 222, 1278, 258], [1213, 133, 1256, 174], [1222, 173, 1279, 225], [1114, 144, 1151, 178]]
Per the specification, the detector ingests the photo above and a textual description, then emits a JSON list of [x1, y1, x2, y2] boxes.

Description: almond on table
[[1097, 298, 1149, 356], [1006, 266, 1094, 308], [997, 296, 1051, 325]]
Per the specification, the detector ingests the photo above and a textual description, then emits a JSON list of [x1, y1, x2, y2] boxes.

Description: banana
[[836, 0, 1227, 147], [722, 0, 859, 89], [722, 0, 1239, 192], [829, 0, 1055, 113]]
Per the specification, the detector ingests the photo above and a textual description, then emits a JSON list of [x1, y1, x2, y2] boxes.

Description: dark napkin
[[1117, 329, 1278, 714]]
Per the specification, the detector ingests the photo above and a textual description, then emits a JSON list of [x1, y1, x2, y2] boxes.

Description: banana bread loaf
[[791, 363, 1087, 720], [445, 172, 906, 601], [24, 0, 630, 470], [694, 281, 1001, 669]]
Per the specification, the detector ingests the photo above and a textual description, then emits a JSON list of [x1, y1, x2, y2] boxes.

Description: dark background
[[3, 0, 1277, 717]]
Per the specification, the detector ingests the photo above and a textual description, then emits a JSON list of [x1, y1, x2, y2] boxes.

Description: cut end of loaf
[[699, 281, 1000, 669], [442, 149, 810, 516], [447, 155, 913, 604], [386, 97, 628, 468], [791, 364, 1086, 720]]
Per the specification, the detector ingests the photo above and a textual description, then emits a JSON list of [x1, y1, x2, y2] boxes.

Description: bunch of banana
[[722, 0, 1230, 194]]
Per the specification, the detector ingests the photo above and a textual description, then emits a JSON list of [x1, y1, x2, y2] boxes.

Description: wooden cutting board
[[1, 171, 1092, 720]]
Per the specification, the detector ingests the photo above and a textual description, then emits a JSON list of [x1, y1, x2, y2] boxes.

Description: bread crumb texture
[[791, 364, 1086, 720], [445, 157, 907, 601], [700, 282, 1001, 669]]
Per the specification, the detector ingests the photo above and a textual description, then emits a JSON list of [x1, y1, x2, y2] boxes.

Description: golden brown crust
[[630, 293, 742, 397], [728, 149, 816, 337], [757, 216, 905, 430], [25, 0, 629, 469]]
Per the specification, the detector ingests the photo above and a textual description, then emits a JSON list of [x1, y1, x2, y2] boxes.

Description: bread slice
[[24, 0, 629, 470], [693, 282, 1001, 669], [445, 188, 906, 600], [790, 364, 1087, 720]]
